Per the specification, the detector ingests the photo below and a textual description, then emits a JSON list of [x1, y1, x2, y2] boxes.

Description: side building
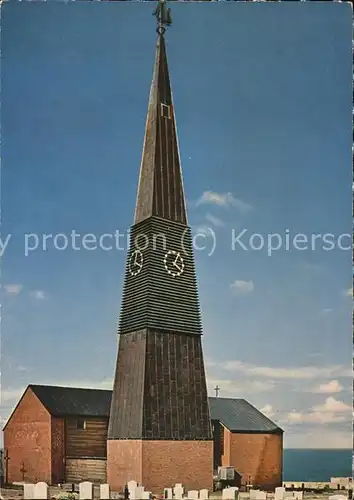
[[3, 385, 283, 491]]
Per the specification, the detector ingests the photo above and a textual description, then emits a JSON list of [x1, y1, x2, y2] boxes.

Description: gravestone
[[174, 484, 184, 500], [329, 496, 348, 500], [133, 485, 145, 500], [128, 481, 138, 500], [199, 489, 209, 500], [222, 487, 239, 500], [100, 484, 110, 500], [142, 492, 152, 500], [275, 488, 286, 500], [164, 488, 173, 499], [34, 482, 49, 500], [79, 481, 93, 500], [187, 491, 199, 500], [23, 484, 35, 500]]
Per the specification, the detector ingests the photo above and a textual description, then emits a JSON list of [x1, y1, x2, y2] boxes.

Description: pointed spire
[[134, 30, 187, 225]]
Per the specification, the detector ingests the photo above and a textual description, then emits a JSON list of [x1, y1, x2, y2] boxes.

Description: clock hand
[[173, 255, 182, 272]]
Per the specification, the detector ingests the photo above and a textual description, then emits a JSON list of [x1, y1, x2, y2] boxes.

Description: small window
[[76, 419, 86, 430], [161, 103, 171, 119]]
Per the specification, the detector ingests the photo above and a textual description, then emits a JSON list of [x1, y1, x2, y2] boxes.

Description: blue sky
[[1, 1, 352, 451]]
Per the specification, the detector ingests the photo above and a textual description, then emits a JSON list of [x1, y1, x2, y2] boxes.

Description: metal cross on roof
[[214, 385, 220, 397]]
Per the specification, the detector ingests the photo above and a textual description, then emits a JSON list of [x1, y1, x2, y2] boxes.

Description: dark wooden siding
[[143, 331, 212, 440], [65, 458, 106, 483], [65, 418, 108, 458]]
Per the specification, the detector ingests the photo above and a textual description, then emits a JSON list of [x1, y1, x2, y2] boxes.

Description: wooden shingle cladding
[[111, 31, 210, 444], [119, 217, 202, 335], [134, 35, 187, 225], [65, 417, 108, 458], [65, 458, 107, 484], [142, 332, 211, 440], [108, 330, 212, 440], [108, 331, 146, 440]]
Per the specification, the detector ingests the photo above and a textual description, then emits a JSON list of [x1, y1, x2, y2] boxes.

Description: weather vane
[[153, 0, 172, 36]]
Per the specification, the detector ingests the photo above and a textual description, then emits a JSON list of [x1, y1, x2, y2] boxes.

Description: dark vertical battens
[[134, 35, 187, 225], [109, 32, 211, 442]]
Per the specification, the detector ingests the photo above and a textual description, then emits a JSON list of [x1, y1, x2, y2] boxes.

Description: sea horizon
[[283, 449, 352, 482], [283, 446, 353, 451]]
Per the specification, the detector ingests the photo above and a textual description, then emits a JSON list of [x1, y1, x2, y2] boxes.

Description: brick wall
[[222, 429, 282, 490], [107, 440, 213, 494], [107, 440, 143, 490], [51, 417, 65, 484], [3, 388, 52, 484]]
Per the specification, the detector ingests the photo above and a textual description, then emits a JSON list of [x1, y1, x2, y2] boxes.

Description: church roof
[[30, 384, 112, 418], [134, 34, 187, 225], [208, 397, 282, 434], [8, 385, 282, 434]]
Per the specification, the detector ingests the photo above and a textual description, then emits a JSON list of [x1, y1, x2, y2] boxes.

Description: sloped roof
[[208, 397, 282, 434], [5, 385, 282, 434], [30, 385, 112, 418]]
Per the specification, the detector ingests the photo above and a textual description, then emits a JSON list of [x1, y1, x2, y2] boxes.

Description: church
[[3, 1, 283, 493]]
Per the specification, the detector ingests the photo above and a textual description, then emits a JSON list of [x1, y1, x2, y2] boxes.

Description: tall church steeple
[[107, 3, 213, 493], [134, 34, 187, 225]]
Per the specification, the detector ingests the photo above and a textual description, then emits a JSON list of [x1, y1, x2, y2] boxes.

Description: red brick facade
[[51, 417, 65, 484], [3, 388, 52, 484], [221, 428, 282, 490], [107, 440, 213, 493], [4, 389, 282, 491]]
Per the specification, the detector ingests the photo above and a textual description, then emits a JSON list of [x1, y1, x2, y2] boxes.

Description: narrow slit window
[[161, 103, 171, 119], [76, 418, 86, 430]]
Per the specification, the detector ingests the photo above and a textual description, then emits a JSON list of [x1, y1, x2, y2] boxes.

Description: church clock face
[[129, 250, 144, 276], [164, 250, 185, 277]]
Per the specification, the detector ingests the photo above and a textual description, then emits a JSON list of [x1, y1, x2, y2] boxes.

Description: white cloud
[[30, 290, 45, 300], [222, 360, 351, 380], [4, 284, 23, 296], [196, 191, 252, 212], [260, 404, 275, 418], [314, 380, 343, 394], [230, 280, 254, 294], [284, 429, 352, 449], [313, 396, 351, 413], [205, 213, 225, 227], [286, 411, 347, 425], [284, 397, 351, 426]]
